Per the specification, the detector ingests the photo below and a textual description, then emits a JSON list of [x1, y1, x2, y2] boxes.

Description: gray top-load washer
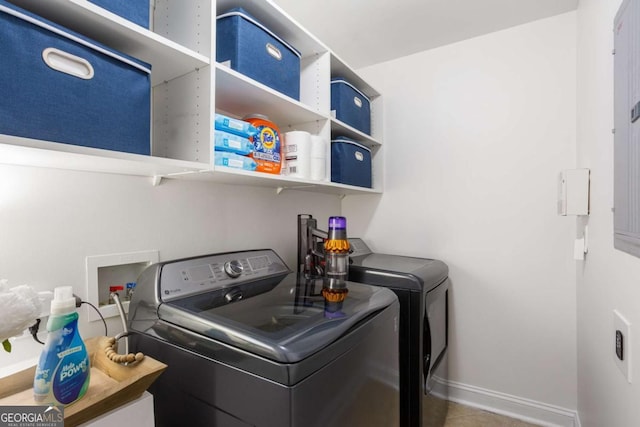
[[347, 238, 450, 427], [128, 249, 400, 427]]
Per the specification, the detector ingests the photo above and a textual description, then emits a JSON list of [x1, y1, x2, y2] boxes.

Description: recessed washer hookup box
[[331, 78, 371, 135], [88, 0, 150, 28], [216, 7, 301, 100], [0, 0, 152, 155], [331, 136, 372, 188]]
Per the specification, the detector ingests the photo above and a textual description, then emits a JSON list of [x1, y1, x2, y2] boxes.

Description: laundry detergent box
[[215, 151, 257, 171], [214, 130, 254, 156], [331, 78, 371, 135], [88, 0, 150, 28], [331, 136, 372, 188], [216, 7, 301, 100], [0, 0, 151, 155], [215, 113, 258, 138]]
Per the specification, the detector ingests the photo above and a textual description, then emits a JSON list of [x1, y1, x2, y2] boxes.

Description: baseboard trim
[[432, 377, 579, 427]]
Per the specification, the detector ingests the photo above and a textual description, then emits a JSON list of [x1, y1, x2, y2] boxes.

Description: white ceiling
[[272, 0, 579, 69]]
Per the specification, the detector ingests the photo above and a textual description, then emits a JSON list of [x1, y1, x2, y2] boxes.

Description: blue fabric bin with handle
[[331, 78, 371, 135], [331, 136, 372, 188], [216, 8, 301, 100], [0, 0, 152, 155], [88, 0, 150, 28]]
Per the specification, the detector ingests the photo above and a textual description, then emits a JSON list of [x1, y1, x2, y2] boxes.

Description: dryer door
[[423, 278, 449, 392]]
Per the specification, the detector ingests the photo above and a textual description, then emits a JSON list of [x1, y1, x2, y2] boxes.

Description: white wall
[[5, 2, 636, 425], [343, 12, 579, 422], [0, 164, 340, 365], [576, 0, 640, 426]]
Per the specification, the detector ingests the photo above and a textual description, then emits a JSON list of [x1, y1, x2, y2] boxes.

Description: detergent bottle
[[34, 286, 90, 406], [244, 114, 282, 174]]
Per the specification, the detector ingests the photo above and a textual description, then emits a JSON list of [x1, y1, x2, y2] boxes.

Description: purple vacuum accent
[[324, 309, 346, 319], [328, 216, 347, 241], [329, 216, 347, 230]]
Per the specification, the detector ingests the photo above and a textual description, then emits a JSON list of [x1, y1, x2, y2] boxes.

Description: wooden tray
[[0, 336, 167, 426]]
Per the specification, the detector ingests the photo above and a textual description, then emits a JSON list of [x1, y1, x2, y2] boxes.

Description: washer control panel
[[159, 249, 290, 301], [224, 260, 244, 278], [347, 238, 372, 257]]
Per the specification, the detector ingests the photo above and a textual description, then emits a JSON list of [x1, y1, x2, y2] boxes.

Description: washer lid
[[157, 273, 396, 363]]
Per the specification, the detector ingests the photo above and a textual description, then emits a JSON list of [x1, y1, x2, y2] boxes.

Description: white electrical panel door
[[614, 0, 640, 257]]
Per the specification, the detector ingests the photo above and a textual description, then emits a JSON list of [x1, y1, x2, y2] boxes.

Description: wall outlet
[[614, 309, 632, 383], [616, 330, 624, 360]]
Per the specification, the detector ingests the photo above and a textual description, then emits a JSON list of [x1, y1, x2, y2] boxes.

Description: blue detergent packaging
[[216, 8, 301, 100], [0, 0, 151, 155], [215, 151, 257, 171], [215, 113, 258, 138], [214, 130, 254, 155], [34, 286, 90, 406]]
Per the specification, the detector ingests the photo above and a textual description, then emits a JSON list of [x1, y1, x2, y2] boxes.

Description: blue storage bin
[[331, 137, 372, 188], [216, 8, 301, 100], [0, 1, 151, 155], [331, 78, 371, 135], [88, 0, 150, 28]]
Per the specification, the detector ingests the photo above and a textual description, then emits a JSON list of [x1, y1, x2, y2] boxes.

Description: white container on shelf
[[284, 131, 311, 179], [310, 134, 327, 181]]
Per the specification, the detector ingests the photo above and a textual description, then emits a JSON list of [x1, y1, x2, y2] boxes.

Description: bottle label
[[34, 317, 90, 406], [251, 124, 282, 173]]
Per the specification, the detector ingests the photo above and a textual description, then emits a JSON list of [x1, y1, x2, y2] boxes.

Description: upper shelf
[[0, 135, 207, 179], [213, 2, 382, 103], [330, 118, 381, 148], [215, 64, 327, 127], [7, 0, 209, 86], [207, 166, 382, 196], [330, 53, 381, 100], [0, 135, 381, 196]]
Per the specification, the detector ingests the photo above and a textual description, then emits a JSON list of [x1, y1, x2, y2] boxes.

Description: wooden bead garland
[[104, 336, 144, 364]]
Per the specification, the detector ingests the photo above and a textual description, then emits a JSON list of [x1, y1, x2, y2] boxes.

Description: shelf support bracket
[[151, 175, 163, 186], [276, 187, 285, 195]]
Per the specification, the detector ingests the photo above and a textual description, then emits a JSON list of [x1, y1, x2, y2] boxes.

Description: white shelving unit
[[2, 0, 384, 195]]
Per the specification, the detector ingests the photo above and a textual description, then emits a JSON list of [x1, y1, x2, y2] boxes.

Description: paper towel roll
[[310, 135, 327, 181], [284, 131, 311, 179]]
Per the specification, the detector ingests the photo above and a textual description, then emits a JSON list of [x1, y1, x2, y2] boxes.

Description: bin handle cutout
[[353, 96, 363, 108], [42, 47, 94, 80], [355, 151, 364, 161], [266, 43, 282, 61]]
